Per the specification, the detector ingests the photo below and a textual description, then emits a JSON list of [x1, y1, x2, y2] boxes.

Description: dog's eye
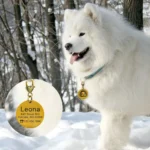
[[79, 33, 85, 37]]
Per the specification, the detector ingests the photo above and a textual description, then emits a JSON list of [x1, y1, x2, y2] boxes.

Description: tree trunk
[[64, 0, 76, 9], [45, 0, 63, 108], [123, 0, 143, 30], [22, 0, 37, 54], [98, 0, 108, 7], [1, 0, 21, 81], [14, 0, 39, 78]]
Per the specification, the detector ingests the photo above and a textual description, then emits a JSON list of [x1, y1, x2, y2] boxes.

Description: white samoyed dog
[[63, 3, 150, 150]]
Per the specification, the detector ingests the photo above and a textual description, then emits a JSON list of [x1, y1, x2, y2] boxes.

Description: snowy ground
[[0, 109, 150, 150]]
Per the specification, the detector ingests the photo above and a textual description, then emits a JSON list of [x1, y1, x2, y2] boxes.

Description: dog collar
[[84, 65, 105, 80], [78, 65, 105, 100]]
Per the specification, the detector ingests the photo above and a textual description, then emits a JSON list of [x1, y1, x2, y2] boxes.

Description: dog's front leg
[[99, 111, 132, 150]]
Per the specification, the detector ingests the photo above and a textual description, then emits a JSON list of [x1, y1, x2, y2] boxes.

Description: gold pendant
[[16, 80, 44, 128], [78, 81, 88, 100], [16, 100, 44, 128]]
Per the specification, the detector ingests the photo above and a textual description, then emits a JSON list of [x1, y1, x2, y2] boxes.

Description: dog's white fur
[[63, 3, 150, 150]]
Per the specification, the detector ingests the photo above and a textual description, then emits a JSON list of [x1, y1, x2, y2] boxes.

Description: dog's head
[[62, 3, 117, 76]]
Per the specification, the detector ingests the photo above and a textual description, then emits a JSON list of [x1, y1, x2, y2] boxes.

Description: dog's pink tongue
[[70, 54, 79, 64]]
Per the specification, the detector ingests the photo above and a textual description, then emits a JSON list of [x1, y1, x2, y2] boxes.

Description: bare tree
[[123, 0, 143, 30], [97, 0, 108, 7], [0, 0, 22, 81], [14, 0, 39, 78], [64, 0, 76, 9], [45, 0, 64, 108]]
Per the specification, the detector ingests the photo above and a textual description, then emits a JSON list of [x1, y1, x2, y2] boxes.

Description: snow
[[42, 4, 46, 8], [144, 27, 150, 35], [48, 8, 52, 13], [0, 109, 150, 150]]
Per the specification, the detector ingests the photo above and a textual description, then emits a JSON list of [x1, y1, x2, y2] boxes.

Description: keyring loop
[[26, 79, 34, 103], [28, 93, 33, 97], [26, 79, 35, 93]]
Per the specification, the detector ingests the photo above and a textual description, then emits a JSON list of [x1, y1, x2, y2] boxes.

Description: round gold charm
[[78, 89, 88, 100], [16, 100, 44, 128]]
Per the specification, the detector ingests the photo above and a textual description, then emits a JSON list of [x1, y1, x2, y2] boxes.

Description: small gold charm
[[16, 80, 44, 128], [78, 81, 88, 100]]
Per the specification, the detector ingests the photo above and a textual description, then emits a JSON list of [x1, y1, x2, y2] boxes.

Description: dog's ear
[[84, 3, 98, 21], [64, 9, 77, 22]]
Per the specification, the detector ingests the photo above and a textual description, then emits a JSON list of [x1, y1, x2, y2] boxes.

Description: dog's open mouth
[[70, 47, 89, 64]]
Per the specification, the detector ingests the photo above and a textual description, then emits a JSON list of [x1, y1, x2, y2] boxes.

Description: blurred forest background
[[0, 0, 150, 111]]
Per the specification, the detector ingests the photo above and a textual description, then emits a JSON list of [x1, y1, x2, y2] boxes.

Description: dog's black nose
[[65, 43, 72, 50]]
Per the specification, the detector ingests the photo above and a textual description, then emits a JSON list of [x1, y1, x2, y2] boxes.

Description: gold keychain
[[77, 80, 88, 100], [16, 79, 44, 128]]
